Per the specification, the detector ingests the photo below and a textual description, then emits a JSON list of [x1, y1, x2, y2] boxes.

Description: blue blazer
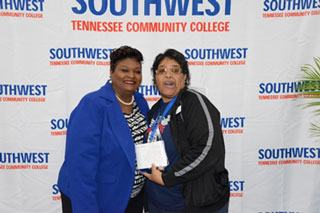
[[58, 81, 149, 213]]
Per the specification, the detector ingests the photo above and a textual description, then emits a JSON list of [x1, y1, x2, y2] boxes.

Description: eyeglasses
[[156, 67, 182, 75]]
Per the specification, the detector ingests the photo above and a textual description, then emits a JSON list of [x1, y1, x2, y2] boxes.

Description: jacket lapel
[[99, 81, 135, 171], [107, 104, 135, 171]]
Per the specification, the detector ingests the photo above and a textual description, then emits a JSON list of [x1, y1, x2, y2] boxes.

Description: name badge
[[135, 140, 168, 170]]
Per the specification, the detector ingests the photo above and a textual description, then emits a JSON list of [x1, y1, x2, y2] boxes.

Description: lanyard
[[149, 96, 177, 142]]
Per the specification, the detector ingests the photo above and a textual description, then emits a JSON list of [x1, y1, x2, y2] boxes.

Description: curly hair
[[151, 49, 190, 86], [110, 46, 144, 72]]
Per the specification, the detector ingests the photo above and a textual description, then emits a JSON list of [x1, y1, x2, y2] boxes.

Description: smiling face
[[155, 57, 187, 103], [110, 58, 142, 98]]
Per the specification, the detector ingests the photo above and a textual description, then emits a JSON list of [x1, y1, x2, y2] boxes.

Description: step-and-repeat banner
[[1, 1, 320, 212]]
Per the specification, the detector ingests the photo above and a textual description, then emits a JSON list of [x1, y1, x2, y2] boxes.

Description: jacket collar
[[97, 80, 118, 102]]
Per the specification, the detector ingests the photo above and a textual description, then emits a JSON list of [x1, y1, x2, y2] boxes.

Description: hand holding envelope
[[141, 163, 165, 186]]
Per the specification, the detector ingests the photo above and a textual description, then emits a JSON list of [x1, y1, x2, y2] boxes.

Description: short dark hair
[[110, 45, 143, 72], [151, 49, 190, 86]]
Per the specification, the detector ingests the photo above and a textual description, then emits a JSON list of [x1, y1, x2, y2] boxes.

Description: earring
[[109, 78, 112, 84]]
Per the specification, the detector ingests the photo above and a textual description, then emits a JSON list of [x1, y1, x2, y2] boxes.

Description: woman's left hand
[[141, 164, 164, 186]]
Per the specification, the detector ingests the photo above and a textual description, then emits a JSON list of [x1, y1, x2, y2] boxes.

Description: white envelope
[[135, 140, 168, 170]]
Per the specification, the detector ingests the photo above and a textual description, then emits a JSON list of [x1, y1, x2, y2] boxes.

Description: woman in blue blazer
[[58, 46, 149, 213]]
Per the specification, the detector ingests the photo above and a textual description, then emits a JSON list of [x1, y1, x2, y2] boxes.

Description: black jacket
[[148, 87, 229, 212]]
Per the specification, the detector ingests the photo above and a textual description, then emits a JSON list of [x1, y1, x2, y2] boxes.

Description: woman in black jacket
[[143, 49, 230, 213]]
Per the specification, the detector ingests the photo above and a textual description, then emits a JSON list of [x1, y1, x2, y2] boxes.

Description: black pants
[[60, 192, 72, 213], [125, 190, 144, 213], [60, 190, 144, 213]]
